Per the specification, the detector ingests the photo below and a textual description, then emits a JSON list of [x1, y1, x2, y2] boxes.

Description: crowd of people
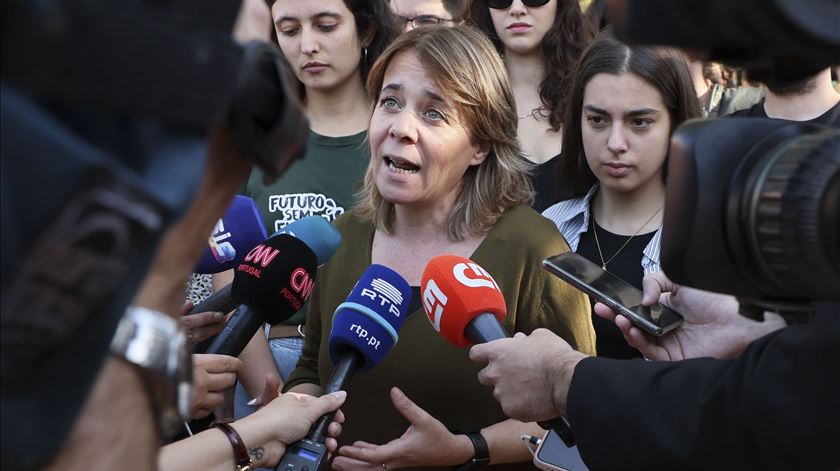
[[2, 0, 838, 470]]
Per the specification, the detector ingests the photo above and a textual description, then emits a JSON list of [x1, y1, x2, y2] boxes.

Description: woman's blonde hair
[[356, 25, 533, 240]]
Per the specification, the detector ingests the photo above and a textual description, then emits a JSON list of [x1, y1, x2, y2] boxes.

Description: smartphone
[[542, 252, 683, 336], [533, 429, 589, 471]]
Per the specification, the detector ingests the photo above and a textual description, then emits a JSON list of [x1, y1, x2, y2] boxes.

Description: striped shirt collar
[[542, 184, 662, 274]]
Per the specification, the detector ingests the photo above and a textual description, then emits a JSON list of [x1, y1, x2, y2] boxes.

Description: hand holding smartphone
[[542, 252, 683, 336]]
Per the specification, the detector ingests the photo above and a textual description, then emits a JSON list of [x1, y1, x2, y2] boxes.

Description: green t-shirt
[[245, 130, 369, 324], [246, 130, 369, 234]]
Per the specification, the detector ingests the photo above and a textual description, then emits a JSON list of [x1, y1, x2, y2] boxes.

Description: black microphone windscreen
[[230, 233, 317, 324]]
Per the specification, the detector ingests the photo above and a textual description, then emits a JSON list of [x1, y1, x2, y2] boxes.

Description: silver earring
[[361, 47, 368, 62]]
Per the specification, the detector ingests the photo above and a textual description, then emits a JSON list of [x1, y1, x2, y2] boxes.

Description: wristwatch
[[454, 432, 490, 470], [110, 305, 192, 438]]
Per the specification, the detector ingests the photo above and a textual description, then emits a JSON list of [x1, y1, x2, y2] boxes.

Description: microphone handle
[[187, 283, 238, 316], [465, 312, 509, 344], [205, 305, 263, 357], [307, 350, 361, 443]]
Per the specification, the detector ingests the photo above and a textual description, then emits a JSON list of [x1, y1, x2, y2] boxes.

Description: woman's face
[[368, 51, 489, 211], [272, 0, 364, 92], [489, 0, 557, 56], [581, 72, 672, 194]]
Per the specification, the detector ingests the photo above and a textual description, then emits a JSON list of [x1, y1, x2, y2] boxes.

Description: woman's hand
[[179, 301, 228, 345], [332, 387, 473, 470], [190, 354, 242, 419]]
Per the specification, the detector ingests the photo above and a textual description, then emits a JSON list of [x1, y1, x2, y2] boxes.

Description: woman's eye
[[587, 116, 606, 127], [279, 26, 299, 36], [632, 118, 653, 128], [379, 97, 400, 109], [424, 109, 445, 121], [317, 23, 337, 32]]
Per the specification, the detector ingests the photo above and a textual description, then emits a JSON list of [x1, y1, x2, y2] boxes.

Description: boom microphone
[[187, 216, 340, 316], [420, 255, 576, 446], [276, 264, 411, 471], [204, 233, 320, 357], [194, 195, 266, 274]]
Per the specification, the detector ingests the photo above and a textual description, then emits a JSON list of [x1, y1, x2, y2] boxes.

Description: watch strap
[[455, 432, 489, 470], [213, 420, 253, 470]]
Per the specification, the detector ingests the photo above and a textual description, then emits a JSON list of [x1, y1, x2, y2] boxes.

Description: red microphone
[[421, 254, 578, 446], [420, 254, 508, 348]]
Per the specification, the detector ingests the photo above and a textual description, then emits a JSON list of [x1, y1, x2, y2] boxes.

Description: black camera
[[661, 118, 839, 314], [611, 0, 840, 316]]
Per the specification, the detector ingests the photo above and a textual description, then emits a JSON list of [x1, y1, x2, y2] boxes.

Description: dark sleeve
[[566, 306, 840, 471]]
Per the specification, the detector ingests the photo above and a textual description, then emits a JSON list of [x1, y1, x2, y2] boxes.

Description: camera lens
[[729, 125, 840, 300]]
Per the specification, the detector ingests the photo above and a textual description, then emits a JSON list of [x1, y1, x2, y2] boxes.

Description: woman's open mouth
[[385, 156, 420, 174]]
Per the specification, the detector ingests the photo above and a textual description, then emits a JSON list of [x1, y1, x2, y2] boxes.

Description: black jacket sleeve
[[566, 304, 840, 471]]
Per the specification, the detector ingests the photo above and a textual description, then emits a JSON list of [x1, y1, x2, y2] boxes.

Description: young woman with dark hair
[[222, 0, 401, 422], [542, 35, 701, 359], [470, 0, 593, 211]]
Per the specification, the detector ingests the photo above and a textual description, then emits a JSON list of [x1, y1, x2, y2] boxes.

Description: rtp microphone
[[276, 264, 411, 471], [187, 216, 340, 317], [204, 233, 321, 357], [420, 255, 576, 446], [420, 254, 508, 347], [194, 195, 267, 274]]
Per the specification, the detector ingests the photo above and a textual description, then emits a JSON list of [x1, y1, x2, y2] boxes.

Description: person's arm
[[44, 358, 159, 471], [237, 328, 282, 399], [594, 271, 786, 361], [566, 306, 840, 470], [160, 390, 347, 471]]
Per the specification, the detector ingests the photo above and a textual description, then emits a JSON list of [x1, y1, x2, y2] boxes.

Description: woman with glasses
[[470, 0, 592, 211], [390, 0, 467, 32]]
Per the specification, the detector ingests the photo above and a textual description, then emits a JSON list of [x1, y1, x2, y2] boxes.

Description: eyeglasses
[[487, 0, 551, 9], [398, 14, 457, 29]]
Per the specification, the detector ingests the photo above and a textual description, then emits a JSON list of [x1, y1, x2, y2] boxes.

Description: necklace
[[592, 205, 663, 270]]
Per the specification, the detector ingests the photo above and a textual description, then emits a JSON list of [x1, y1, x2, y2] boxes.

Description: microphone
[[204, 233, 316, 356], [276, 264, 411, 471], [187, 216, 340, 316], [420, 255, 576, 446], [420, 254, 508, 347], [194, 195, 267, 274]]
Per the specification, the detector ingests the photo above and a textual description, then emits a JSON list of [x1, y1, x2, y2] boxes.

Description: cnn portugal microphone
[[420, 255, 576, 446], [188, 215, 340, 317], [203, 224, 335, 357], [276, 264, 411, 471]]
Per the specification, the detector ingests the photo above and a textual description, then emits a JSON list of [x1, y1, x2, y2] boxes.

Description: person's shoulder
[[726, 98, 766, 118], [719, 87, 766, 117], [333, 210, 370, 235], [490, 205, 568, 254], [542, 194, 588, 224]]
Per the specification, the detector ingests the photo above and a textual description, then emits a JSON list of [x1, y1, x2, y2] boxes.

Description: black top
[[577, 219, 657, 359], [529, 155, 561, 212], [728, 98, 840, 126]]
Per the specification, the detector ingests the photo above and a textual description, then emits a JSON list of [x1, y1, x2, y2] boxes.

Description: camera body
[[661, 118, 840, 313], [612, 0, 840, 312]]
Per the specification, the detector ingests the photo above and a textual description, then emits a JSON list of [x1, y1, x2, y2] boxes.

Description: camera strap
[[1, 0, 244, 130]]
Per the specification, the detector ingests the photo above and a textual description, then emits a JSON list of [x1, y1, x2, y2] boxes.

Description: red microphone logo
[[422, 279, 448, 332], [244, 244, 280, 268], [452, 261, 500, 291]]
